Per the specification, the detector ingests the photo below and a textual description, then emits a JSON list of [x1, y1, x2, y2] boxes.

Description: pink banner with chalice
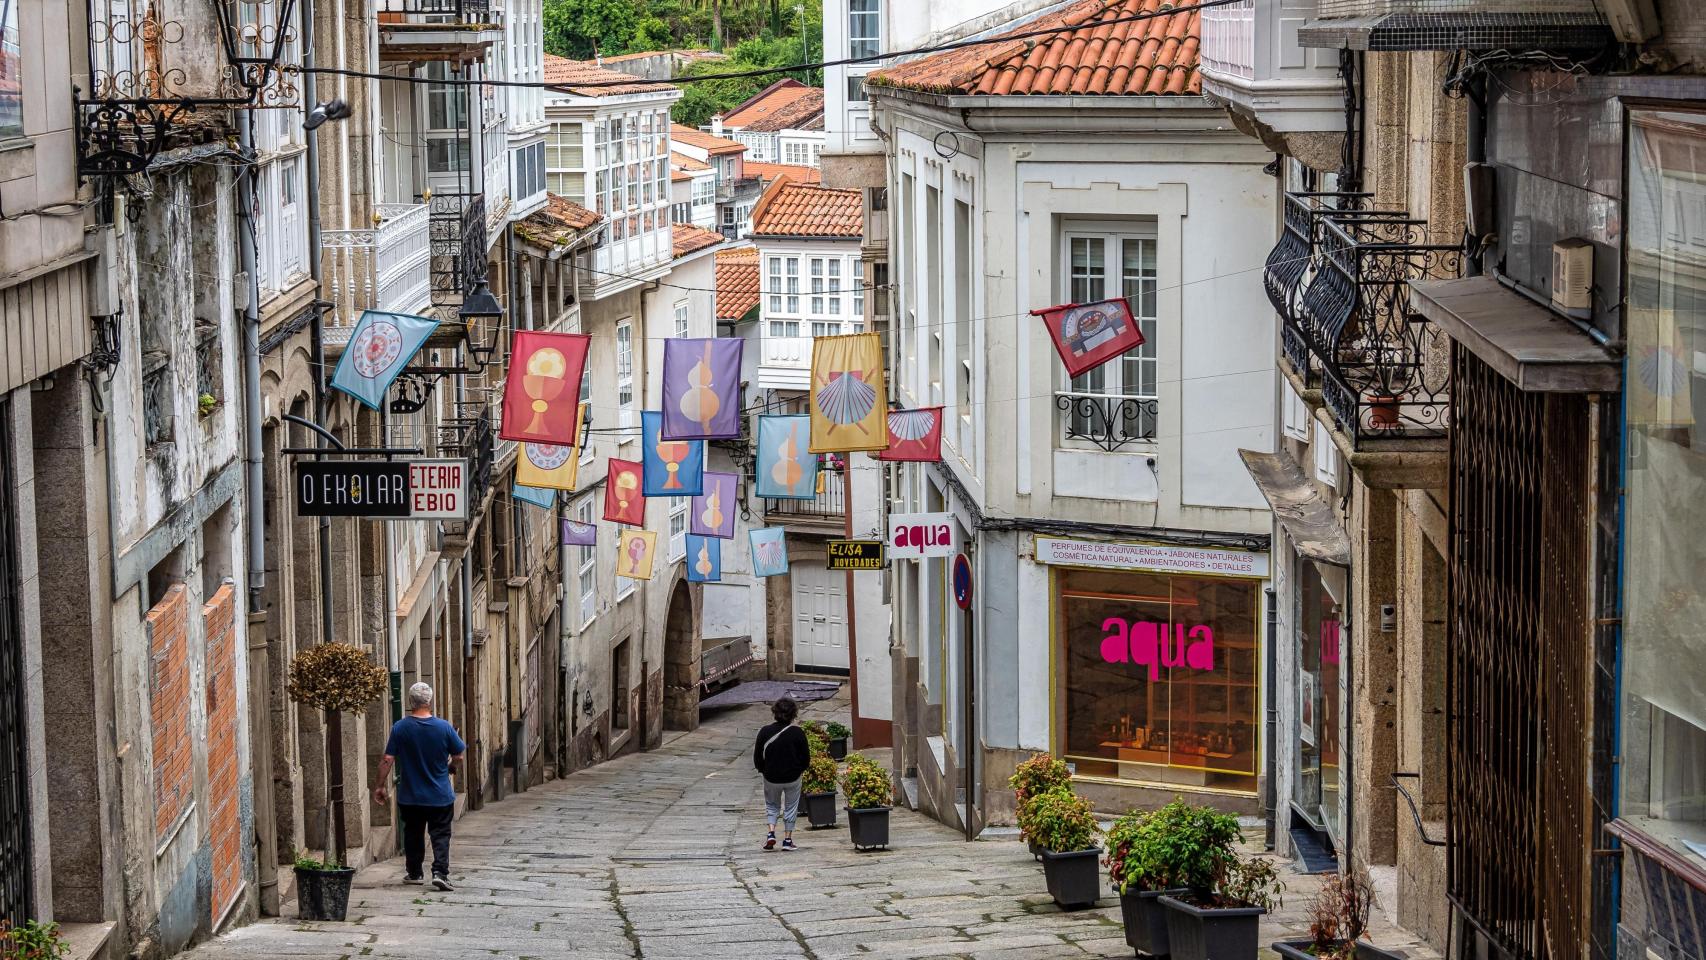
[[500, 331, 590, 445]]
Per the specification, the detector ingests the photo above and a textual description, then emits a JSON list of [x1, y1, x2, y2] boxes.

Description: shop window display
[[1055, 568, 1260, 793]]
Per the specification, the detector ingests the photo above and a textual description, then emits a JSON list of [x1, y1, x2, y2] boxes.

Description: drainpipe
[[1264, 586, 1278, 850]]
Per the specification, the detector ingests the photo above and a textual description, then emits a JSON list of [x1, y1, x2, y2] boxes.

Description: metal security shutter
[[0, 398, 31, 927]]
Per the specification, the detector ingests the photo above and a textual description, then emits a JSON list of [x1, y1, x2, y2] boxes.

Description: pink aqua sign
[[1099, 620, 1215, 682]]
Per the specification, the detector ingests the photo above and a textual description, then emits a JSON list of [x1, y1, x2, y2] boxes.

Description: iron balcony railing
[[764, 467, 845, 523], [1268, 191, 1463, 447], [1302, 213, 1464, 445], [1054, 392, 1158, 452], [428, 192, 487, 308]]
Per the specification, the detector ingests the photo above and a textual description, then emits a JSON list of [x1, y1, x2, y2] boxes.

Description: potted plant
[[1027, 787, 1102, 909], [1106, 800, 1239, 957], [801, 720, 830, 758], [292, 851, 356, 923], [286, 641, 388, 921], [801, 753, 840, 829], [842, 754, 892, 851], [825, 721, 851, 760], [1274, 871, 1397, 960], [0, 919, 70, 959], [1160, 855, 1285, 960], [1009, 753, 1071, 860]]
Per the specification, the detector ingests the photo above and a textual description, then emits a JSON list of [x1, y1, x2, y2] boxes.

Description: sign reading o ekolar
[[294, 459, 469, 520], [888, 512, 955, 559]]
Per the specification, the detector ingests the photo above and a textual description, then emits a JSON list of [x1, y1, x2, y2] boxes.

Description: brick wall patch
[[204, 582, 242, 921], [147, 584, 193, 843]]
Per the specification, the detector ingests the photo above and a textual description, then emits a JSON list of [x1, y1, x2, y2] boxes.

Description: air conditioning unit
[[1551, 239, 1593, 320]]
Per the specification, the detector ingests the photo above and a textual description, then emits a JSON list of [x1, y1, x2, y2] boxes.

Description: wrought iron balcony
[[1054, 393, 1158, 452], [429, 192, 487, 309], [1299, 212, 1465, 447], [1267, 191, 1368, 387], [764, 467, 846, 526]]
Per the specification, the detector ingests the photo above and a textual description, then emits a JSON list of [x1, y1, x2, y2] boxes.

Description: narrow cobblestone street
[[180, 696, 1437, 960]]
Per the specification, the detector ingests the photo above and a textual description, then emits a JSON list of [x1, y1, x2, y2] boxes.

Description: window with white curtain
[[848, 0, 880, 60], [1056, 223, 1159, 446]]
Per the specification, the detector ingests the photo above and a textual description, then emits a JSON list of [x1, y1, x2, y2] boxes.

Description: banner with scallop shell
[[750, 526, 789, 578], [661, 338, 743, 440], [500, 331, 591, 445], [755, 415, 818, 500], [603, 459, 646, 526], [877, 406, 944, 462], [686, 535, 721, 583], [690, 471, 738, 539], [809, 333, 889, 453]]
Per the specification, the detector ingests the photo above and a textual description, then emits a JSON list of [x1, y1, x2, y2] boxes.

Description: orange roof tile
[[518, 194, 603, 248], [740, 87, 825, 132], [673, 224, 725, 259], [716, 248, 761, 321], [868, 0, 1199, 97], [743, 161, 822, 185], [722, 79, 816, 130], [749, 179, 862, 239], [543, 55, 675, 96], [670, 124, 748, 155]]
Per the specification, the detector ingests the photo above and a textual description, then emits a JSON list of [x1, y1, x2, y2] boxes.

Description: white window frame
[[1055, 223, 1160, 450], [673, 299, 690, 339], [616, 320, 636, 430], [668, 501, 688, 562], [576, 499, 597, 627], [848, 0, 880, 61], [423, 62, 470, 175], [1282, 378, 1311, 442], [1314, 421, 1339, 487]]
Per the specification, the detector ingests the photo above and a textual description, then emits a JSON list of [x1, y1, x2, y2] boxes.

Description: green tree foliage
[[542, 0, 823, 127]]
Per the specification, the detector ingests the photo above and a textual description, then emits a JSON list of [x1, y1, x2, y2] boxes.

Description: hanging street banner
[[661, 338, 744, 440], [604, 459, 647, 525], [642, 411, 705, 497], [755, 415, 818, 499], [691, 471, 738, 539], [616, 528, 658, 580], [1032, 297, 1145, 379], [687, 534, 722, 582], [516, 441, 580, 491], [888, 512, 955, 560], [561, 518, 597, 547], [877, 407, 944, 462], [500, 330, 591, 445], [513, 483, 556, 510], [828, 540, 885, 570], [330, 310, 442, 410], [809, 333, 889, 453], [295, 459, 470, 520], [750, 527, 789, 577]]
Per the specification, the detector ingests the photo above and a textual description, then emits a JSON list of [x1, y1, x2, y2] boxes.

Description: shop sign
[[888, 512, 955, 559], [1099, 620, 1215, 682], [294, 459, 468, 520], [828, 540, 885, 570], [1035, 536, 1268, 578]]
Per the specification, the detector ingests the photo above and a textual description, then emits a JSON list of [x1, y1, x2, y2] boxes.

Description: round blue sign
[[952, 553, 973, 610]]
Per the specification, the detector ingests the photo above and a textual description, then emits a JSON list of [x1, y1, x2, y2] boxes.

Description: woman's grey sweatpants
[[764, 778, 802, 832]]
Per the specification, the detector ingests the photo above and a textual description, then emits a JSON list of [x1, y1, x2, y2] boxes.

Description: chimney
[[711, 115, 724, 137]]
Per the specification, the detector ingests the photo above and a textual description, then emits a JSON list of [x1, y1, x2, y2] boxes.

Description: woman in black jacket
[[753, 697, 811, 851]]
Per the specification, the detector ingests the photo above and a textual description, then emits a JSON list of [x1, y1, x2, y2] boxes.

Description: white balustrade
[[321, 202, 433, 325]]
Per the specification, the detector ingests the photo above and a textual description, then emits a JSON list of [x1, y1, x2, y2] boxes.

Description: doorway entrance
[[792, 559, 848, 672]]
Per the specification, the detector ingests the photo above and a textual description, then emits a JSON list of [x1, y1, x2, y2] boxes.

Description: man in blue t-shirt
[[375, 682, 466, 890]]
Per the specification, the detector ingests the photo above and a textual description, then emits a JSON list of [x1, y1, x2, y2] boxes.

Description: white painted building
[[868, 0, 1277, 832]]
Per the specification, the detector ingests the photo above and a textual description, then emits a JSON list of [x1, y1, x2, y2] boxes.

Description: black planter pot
[[846, 806, 890, 850], [1274, 940, 1407, 960], [1040, 848, 1102, 909], [295, 866, 356, 922], [1120, 887, 1189, 956], [1159, 894, 1265, 960], [802, 790, 838, 829], [828, 737, 848, 760]]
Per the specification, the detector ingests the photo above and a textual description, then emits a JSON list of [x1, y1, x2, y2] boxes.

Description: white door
[[792, 560, 849, 671]]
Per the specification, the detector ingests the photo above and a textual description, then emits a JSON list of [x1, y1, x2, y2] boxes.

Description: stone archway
[[663, 581, 699, 732]]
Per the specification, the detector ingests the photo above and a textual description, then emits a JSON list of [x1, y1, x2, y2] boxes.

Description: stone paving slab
[[182, 694, 1441, 960]]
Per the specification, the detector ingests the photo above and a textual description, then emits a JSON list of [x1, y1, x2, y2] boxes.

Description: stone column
[[1350, 479, 1398, 869]]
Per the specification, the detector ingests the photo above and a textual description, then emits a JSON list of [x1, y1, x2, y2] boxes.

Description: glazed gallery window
[[1622, 107, 1706, 861], [1058, 225, 1159, 446], [0, 0, 22, 140], [848, 0, 879, 60], [1054, 568, 1260, 793], [424, 63, 470, 174]]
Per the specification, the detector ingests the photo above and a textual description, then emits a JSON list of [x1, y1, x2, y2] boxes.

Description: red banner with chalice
[[500, 331, 591, 444]]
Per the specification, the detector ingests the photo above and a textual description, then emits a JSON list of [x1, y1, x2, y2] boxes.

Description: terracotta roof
[[743, 161, 821, 185], [867, 0, 1200, 97], [673, 224, 725, 259], [715, 248, 761, 321], [543, 55, 674, 96], [671, 124, 748, 155], [749, 179, 862, 239], [740, 88, 825, 132], [721, 79, 815, 130], [670, 151, 710, 183], [518, 194, 604, 248]]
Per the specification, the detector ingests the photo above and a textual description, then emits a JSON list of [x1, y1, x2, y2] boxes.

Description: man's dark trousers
[[398, 803, 454, 878]]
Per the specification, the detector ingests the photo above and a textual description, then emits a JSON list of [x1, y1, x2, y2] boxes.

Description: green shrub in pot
[[800, 753, 841, 829], [841, 754, 893, 850], [1025, 788, 1097, 854], [1009, 753, 1071, 852]]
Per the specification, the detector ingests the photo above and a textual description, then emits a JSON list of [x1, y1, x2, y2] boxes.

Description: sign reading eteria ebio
[[1034, 536, 1269, 578], [887, 512, 955, 559]]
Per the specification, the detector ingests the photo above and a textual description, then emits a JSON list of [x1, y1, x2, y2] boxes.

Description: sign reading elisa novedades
[[294, 459, 468, 519]]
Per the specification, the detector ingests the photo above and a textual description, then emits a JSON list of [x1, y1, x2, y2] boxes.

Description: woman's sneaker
[[781, 839, 797, 852], [763, 833, 777, 851]]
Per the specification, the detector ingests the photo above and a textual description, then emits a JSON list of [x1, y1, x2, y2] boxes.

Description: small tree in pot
[[286, 642, 388, 921], [1009, 753, 1071, 860], [1275, 871, 1397, 960], [842, 754, 893, 851], [1028, 787, 1102, 909], [1107, 799, 1241, 957], [801, 753, 840, 829], [825, 721, 851, 760], [1160, 852, 1285, 960]]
